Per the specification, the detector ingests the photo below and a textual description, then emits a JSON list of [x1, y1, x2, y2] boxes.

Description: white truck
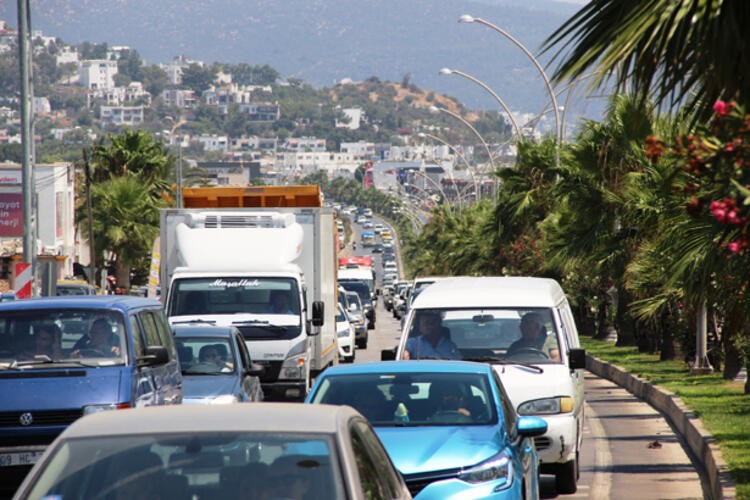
[[160, 201, 338, 401]]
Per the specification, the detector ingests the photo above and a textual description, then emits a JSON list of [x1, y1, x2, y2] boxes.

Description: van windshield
[[0, 309, 127, 367], [403, 308, 562, 364]]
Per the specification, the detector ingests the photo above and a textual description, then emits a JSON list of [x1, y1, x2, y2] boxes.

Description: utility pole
[[82, 149, 96, 287], [18, 0, 37, 295]]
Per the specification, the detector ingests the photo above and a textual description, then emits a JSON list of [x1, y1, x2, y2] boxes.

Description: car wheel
[[555, 458, 578, 494], [356, 332, 368, 349]]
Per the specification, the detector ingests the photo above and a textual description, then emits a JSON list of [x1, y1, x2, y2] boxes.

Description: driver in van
[[506, 312, 560, 361], [72, 318, 121, 358]]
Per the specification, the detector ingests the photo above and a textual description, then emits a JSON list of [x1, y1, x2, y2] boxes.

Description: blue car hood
[[0, 366, 125, 410], [375, 425, 503, 475], [182, 374, 237, 400]]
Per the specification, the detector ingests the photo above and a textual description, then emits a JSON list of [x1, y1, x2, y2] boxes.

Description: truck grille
[[403, 468, 461, 496], [257, 361, 282, 383], [534, 436, 552, 450], [0, 409, 82, 428]]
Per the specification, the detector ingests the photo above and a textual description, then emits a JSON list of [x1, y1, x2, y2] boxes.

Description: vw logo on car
[[18, 413, 33, 426]]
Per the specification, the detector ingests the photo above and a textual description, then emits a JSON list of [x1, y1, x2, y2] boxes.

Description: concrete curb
[[586, 355, 736, 500]]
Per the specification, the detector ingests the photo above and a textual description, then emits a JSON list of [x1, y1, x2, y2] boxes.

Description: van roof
[[411, 276, 566, 309], [0, 295, 161, 312]]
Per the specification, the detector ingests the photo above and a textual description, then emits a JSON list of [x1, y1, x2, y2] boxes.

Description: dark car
[[338, 279, 376, 330], [172, 324, 264, 404]]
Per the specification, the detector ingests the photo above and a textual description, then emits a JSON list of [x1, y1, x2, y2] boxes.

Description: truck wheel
[[555, 458, 578, 494]]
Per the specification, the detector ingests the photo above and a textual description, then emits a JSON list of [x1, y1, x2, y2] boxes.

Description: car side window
[[493, 371, 517, 431], [150, 310, 175, 359], [235, 333, 252, 368], [350, 420, 400, 499], [139, 311, 162, 349], [129, 314, 146, 357]]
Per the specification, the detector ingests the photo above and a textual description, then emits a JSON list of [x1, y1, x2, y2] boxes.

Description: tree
[[79, 41, 108, 60], [181, 63, 217, 95], [541, 1, 750, 122]]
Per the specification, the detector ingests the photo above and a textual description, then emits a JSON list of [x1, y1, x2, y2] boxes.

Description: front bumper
[[532, 413, 578, 465], [261, 381, 307, 402]]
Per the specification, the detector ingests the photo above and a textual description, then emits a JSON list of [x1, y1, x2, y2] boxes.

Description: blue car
[[0, 296, 182, 497], [172, 324, 264, 403], [306, 360, 547, 499]]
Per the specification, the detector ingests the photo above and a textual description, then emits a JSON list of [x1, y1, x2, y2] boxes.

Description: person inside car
[[72, 318, 120, 358], [267, 290, 294, 314], [403, 311, 460, 360], [506, 312, 560, 361], [22, 324, 63, 359]]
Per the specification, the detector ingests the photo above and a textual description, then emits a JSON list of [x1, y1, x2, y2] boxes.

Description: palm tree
[[541, 1, 750, 121], [77, 174, 165, 290]]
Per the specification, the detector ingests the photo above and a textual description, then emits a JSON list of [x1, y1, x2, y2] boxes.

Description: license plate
[[0, 450, 45, 467]]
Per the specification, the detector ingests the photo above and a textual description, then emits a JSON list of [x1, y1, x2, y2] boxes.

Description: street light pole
[[439, 67, 521, 140], [417, 132, 478, 206], [430, 105, 495, 173], [164, 116, 186, 207], [459, 14, 560, 166]]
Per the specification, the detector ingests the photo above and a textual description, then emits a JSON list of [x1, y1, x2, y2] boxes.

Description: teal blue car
[[306, 360, 547, 499]]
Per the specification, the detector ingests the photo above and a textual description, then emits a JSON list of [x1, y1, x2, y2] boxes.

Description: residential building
[[79, 59, 118, 90], [283, 137, 326, 152], [161, 89, 199, 108], [336, 107, 364, 130], [340, 141, 375, 159], [197, 134, 229, 153], [100, 105, 145, 125], [88, 82, 151, 108]]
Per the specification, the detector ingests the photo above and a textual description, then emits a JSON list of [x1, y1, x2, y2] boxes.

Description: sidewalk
[[586, 355, 736, 500]]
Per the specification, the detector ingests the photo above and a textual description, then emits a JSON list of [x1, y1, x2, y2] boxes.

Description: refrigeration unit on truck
[[160, 187, 338, 401]]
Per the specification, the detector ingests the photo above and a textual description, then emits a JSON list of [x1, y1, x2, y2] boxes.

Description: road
[[345, 215, 707, 499]]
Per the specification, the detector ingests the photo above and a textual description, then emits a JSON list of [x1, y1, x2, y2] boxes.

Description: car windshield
[[176, 337, 236, 374], [404, 307, 562, 364], [338, 281, 370, 306], [0, 309, 127, 367], [312, 372, 498, 427], [26, 432, 343, 500]]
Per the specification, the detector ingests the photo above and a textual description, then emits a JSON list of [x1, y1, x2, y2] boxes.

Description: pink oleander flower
[[728, 241, 742, 253], [714, 100, 730, 116]]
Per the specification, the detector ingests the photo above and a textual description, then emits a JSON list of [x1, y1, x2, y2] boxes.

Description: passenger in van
[[403, 311, 460, 360], [506, 312, 560, 361], [72, 319, 121, 358], [22, 324, 62, 359]]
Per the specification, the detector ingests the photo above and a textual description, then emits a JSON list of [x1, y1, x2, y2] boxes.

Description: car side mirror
[[348, 303, 357, 312], [312, 300, 325, 327], [247, 362, 265, 377], [516, 416, 548, 438], [381, 348, 396, 361], [138, 345, 169, 366], [568, 348, 586, 370]]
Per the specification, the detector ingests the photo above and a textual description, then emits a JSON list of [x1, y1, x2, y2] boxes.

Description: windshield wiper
[[232, 320, 287, 332], [181, 370, 225, 376], [462, 355, 505, 363], [497, 361, 544, 373], [171, 319, 217, 325]]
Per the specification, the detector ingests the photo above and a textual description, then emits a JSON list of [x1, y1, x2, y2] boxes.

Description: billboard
[[0, 193, 22, 237]]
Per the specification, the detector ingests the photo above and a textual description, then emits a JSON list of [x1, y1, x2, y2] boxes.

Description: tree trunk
[[615, 287, 638, 347], [116, 259, 131, 293]]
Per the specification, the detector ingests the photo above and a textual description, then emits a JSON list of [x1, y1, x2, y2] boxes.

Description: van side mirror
[[568, 348, 586, 370], [381, 348, 396, 361], [312, 301, 325, 327], [247, 362, 265, 377], [139, 345, 169, 366]]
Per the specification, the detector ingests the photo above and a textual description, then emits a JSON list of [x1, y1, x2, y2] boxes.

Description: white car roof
[[411, 276, 566, 309]]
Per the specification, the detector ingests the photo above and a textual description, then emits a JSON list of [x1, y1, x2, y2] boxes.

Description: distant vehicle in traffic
[[14, 404, 412, 500], [335, 303, 356, 362], [56, 279, 99, 296]]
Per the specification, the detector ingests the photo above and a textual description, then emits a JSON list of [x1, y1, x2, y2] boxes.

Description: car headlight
[[211, 394, 239, 405], [279, 341, 308, 380], [83, 403, 131, 415], [517, 396, 575, 415], [458, 451, 513, 487]]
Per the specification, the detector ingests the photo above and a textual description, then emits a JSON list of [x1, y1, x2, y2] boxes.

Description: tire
[[356, 332, 368, 349], [555, 458, 578, 494]]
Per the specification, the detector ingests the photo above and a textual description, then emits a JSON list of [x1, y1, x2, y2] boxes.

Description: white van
[[387, 276, 586, 494]]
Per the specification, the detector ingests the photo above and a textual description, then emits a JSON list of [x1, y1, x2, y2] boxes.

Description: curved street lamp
[[417, 132, 478, 204], [459, 14, 560, 166], [429, 105, 496, 174], [164, 115, 187, 208], [439, 67, 521, 140]]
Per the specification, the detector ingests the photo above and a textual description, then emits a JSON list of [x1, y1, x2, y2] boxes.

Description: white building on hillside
[[79, 60, 118, 90]]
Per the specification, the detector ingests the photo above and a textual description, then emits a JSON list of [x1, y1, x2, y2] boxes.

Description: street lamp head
[[428, 105, 440, 114], [417, 132, 426, 138], [458, 14, 476, 24], [439, 67, 454, 76]]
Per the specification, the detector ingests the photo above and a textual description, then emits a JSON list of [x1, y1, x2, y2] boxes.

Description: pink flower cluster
[[709, 198, 747, 226], [713, 99, 735, 117]]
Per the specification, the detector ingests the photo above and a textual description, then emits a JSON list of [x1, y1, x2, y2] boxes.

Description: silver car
[[14, 404, 412, 499]]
